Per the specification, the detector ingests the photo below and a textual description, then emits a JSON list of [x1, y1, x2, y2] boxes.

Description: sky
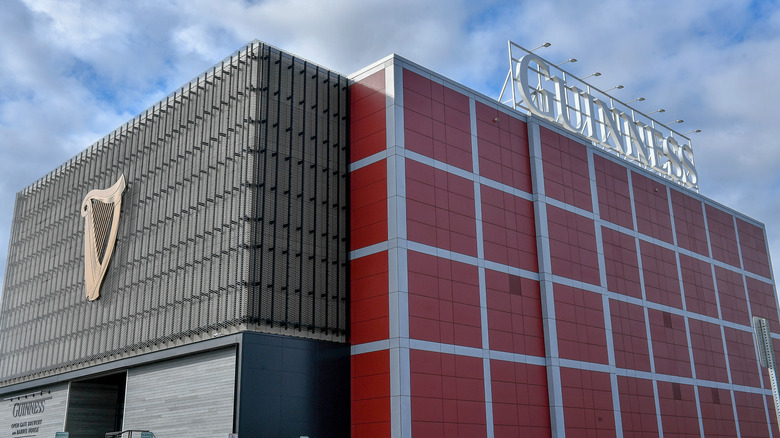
[[0, 0, 779, 293]]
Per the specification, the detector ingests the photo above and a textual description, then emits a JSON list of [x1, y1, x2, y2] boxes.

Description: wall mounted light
[[604, 85, 624, 92], [626, 97, 645, 104]]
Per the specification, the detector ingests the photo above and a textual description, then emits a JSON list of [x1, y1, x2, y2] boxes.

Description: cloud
[[1, 0, 780, 292]]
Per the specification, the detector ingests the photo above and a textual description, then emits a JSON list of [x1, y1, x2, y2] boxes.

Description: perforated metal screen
[[0, 41, 348, 386]]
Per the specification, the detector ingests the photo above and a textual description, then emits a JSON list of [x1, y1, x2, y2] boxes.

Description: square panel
[[737, 218, 772, 278], [734, 390, 772, 438], [546, 205, 600, 285], [679, 254, 717, 318], [706, 204, 741, 268], [723, 326, 762, 388], [475, 102, 532, 192], [647, 309, 691, 377], [746, 276, 780, 334], [657, 381, 701, 436], [554, 284, 608, 364], [403, 69, 472, 172], [594, 155, 633, 229], [540, 127, 592, 212], [485, 270, 544, 357], [351, 349, 391, 436], [350, 251, 389, 344], [480, 185, 537, 271], [350, 70, 386, 163], [560, 367, 616, 437], [640, 240, 682, 309], [350, 160, 387, 250], [670, 188, 709, 256], [408, 251, 481, 348], [406, 159, 477, 256], [688, 318, 728, 383], [610, 299, 651, 372], [490, 359, 551, 436], [632, 172, 673, 244], [698, 386, 737, 438], [410, 349, 487, 437], [617, 376, 659, 436], [714, 266, 750, 326], [602, 228, 641, 298]]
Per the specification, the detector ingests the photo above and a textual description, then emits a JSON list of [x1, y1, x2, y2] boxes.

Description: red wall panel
[[350, 70, 386, 163], [706, 205, 741, 268], [546, 205, 600, 285], [698, 386, 737, 438], [679, 254, 717, 318], [555, 284, 608, 364], [738, 218, 772, 278], [724, 326, 762, 387], [657, 381, 701, 437], [594, 155, 633, 229], [403, 70, 472, 171], [648, 309, 691, 377], [610, 299, 651, 372], [479, 185, 537, 271], [491, 359, 551, 437], [350, 251, 389, 344], [561, 367, 616, 437], [632, 172, 674, 244], [688, 319, 728, 383], [734, 391, 772, 438], [406, 159, 477, 256], [410, 350, 487, 437], [617, 376, 659, 437], [640, 240, 682, 309], [475, 101, 532, 192], [350, 161, 387, 251], [540, 126, 592, 211], [408, 251, 482, 348], [670, 189, 709, 256], [715, 266, 750, 326], [352, 349, 391, 437], [746, 276, 780, 333], [485, 269, 544, 356], [602, 228, 642, 298]]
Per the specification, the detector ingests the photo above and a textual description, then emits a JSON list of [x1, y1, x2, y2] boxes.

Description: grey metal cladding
[[0, 41, 348, 386]]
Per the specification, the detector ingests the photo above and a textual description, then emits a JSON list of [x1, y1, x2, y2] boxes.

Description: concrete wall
[[123, 347, 236, 437]]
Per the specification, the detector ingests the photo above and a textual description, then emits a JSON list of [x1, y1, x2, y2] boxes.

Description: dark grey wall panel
[[0, 41, 348, 387], [237, 332, 349, 438]]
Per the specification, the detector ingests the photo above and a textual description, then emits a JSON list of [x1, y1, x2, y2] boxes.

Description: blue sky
[[1, 0, 780, 292]]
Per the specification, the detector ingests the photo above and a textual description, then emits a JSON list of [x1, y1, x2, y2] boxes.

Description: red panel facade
[[408, 251, 481, 348], [410, 350, 487, 437], [490, 360, 551, 436], [352, 349, 392, 437], [348, 56, 779, 437]]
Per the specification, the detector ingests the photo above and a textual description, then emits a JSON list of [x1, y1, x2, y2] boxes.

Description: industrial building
[[0, 40, 778, 437]]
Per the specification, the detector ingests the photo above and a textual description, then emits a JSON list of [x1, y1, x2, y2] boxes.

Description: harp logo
[[81, 174, 126, 301]]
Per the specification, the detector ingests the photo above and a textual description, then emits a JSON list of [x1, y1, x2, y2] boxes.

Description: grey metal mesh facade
[[0, 41, 348, 386]]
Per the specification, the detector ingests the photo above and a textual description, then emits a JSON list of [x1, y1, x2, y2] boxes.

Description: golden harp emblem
[[81, 174, 126, 301]]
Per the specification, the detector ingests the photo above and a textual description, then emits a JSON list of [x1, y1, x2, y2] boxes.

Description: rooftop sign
[[500, 42, 698, 190]]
